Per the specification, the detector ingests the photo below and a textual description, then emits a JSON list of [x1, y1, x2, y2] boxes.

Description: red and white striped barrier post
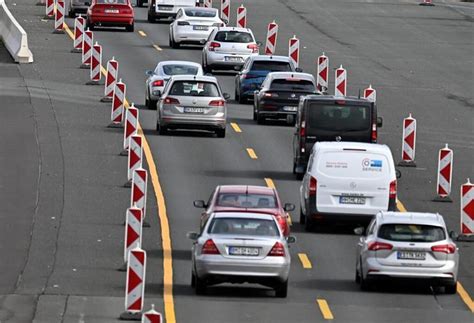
[[131, 168, 148, 220], [363, 84, 376, 103], [460, 179, 474, 240], [398, 113, 417, 167], [126, 135, 143, 187], [120, 246, 147, 320], [102, 57, 119, 102], [81, 28, 93, 69], [71, 16, 85, 53], [220, 0, 230, 24], [265, 21, 278, 55], [121, 104, 139, 156], [119, 207, 143, 272], [434, 144, 453, 202], [141, 304, 162, 323], [420, 0, 435, 6], [204, 0, 212, 8], [316, 53, 328, 93], [108, 79, 126, 128], [87, 42, 102, 85], [236, 5, 246, 28], [53, 0, 65, 34], [288, 35, 300, 69], [334, 65, 347, 97], [44, 0, 54, 19]]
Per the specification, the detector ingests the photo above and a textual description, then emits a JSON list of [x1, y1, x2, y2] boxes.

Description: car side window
[[207, 189, 215, 209], [207, 30, 216, 42], [176, 9, 182, 19], [367, 220, 376, 236]]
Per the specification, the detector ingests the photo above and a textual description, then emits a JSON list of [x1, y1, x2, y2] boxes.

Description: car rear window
[[216, 193, 277, 208], [184, 8, 216, 17], [97, 0, 127, 4], [208, 218, 279, 237], [169, 81, 219, 97], [270, 79, 315, 92], [214, 31, 253, 43], [378, 224, 446, 242], [162, 65, 199, 76], [307, 104, 370, 132], [251, 61, 292, 72]]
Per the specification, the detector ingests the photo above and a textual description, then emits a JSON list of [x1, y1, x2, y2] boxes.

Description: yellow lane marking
[[396, 199, 407, 212], [64, 23, 74, 39], [264, 178, 275, 189], [246, 148, 258, 159], [230, 122, 242, 133], [64, 23, 176, 323], [457, 282, 474, 312], [317, 299, 334, 320], [298, 253, 312, 269], [153, 44, 163, 51], [138, 30, 147, 37], [287, 214, 293, 226]]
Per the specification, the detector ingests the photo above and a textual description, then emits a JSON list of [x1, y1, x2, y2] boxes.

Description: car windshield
[[169, 81, 220, 97], [307, 104, 370, 132], [214, 31, 253, 43], [162, 65, 199, 76], [270, 79, 315, 92], [216, 193, 277, 208], [208, 218, 279, 237], [378, 224, 446, 242], [184, 8, 216, 17], [251, 61, 292, 72], [97, 0, 127, 4]]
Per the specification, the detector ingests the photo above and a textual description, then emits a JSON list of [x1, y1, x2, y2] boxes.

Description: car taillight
[[212, 22, 224, 27], [202, 239, 220, 254], [268, 242, 285, 257], [263, 92, 278, 98], [431, 244, 456, 254], [164, 97, 180, 104], [177, 21, 190, 26], [300, 120, 305, 137], [209, 41, 221, 51], [371, 123, 377, 142], [368, 241, 393, 251], [389, 180, 397, 199], [247, 43, 259, 53], [309, 176, 317, 196], [209, 99, 225, 107], [152, 80, 164, 87]]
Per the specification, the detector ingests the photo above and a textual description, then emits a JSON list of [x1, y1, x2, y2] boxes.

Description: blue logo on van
[[370, 160, 382, 168]]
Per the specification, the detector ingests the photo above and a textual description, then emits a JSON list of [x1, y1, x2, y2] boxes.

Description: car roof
[[315, 141, 391, 154], [212, 212, 277, 221], [168, 75, 218, 82], [250, 55, 292, 63], [183, 7, 218, 13], [302, 94, 372, 104], [158, 61, 202, 68], [217, 185, 275, 195], [215, 26, 254, 33], [267, 72, 315, 81], [376, 212, 446, 227]]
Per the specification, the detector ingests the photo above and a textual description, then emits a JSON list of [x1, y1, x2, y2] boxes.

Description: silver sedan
[[355, 211, 459, 293], [187, 211, 296, 297]]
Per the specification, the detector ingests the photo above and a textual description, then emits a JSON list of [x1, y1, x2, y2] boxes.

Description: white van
[[299, 142, 398, 230], [147, 0, 197, 22]]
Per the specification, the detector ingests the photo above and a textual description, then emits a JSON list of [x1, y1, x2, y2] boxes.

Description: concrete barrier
[[0, 0, 33, 63]]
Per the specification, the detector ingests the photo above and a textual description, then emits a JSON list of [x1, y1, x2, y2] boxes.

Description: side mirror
[[396, 169, 402, 179], [193, 200, 206, 208], [283, 203, 295, 212], [286, 236, 297, 244], [256, 41, 262, 46], [377, 116, 383, 128], [223, 93, 231, 100], [187, 232, 199, 241], [354, 227, 365, 235], [204, 72, 213, 76], [145, 70, 154, 76], [449, 231, 458, 241], [295, 67, 303, 72]]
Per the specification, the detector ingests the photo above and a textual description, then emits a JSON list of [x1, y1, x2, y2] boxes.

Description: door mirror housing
[[295, 67, 303, 72], [283, 203, 295, 212], [377, 116, 383, 128], [396, 169, 402, 179], [145, 70, 154, 76], [187, 232, 199, 241], [193, 200, 207, 208], [256, 41, 262, 46], [223, 93, 231, 100], [354, 227, 365, 236], [286, 236, 297, 244], [449, 231, 458, 241]]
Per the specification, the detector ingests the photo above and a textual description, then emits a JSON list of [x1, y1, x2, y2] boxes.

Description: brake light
[[209, 99, 225, 107], [371, 123, 377, 142], [268, 242, 285, 256], [152, 80, 164, 87], [309, 176, 317, 196], [368, 241, 393, 251], [209, 41, 221, 51], [389, 180, 397, 199], [177, 21, 190, 26], [164, 97, 180, 104], [202, 239, 220, 254], [263, 92, 278, 98], [431, 244, 456, 254], [247, 43, 259, 53], [335, 100, 346, 105], [300, 120, 305, 137]]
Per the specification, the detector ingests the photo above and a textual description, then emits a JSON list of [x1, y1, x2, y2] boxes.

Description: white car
[[169, 7, 225, 48], [300, 142, 399, 231], [145, 61, 203, 109]]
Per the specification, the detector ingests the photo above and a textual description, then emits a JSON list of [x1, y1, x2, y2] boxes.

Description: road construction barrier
[[363, 84, 376, 103], [221, 0, 230, 24], [316, 53, 328, 92], [420, 0, 435, 6], [236, 5, 246, 28], [334, 65, 347, 97], [102, 57, 119, 102], [0, 0, 33, 63], [87, 42, 102, 84], [45, 0, 54, 18], [460, 179, 474, 238], [398, 114, 417, 167], [72, 16, 85, 53], [123, 207, 143, 263], [53, 0, 65, 34], [204, 0, 212, 8], [81, 28, 93, 68], [109, 79, 126, 127], [131, 168, 148, 219], [288, 35, 300, 68], [120, 247, 147, 320], [141, 305, 162, 323], [434, 144, 453, 202], [123, 104, 139, 153], [127, 135, 143, 185], [265, 21, 278, 55]]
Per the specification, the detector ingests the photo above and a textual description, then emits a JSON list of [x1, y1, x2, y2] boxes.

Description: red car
[[86, 0, 134, 32], [194, 185, 295, 236]]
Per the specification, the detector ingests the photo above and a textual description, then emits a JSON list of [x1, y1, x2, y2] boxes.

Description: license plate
[[229, 247, 259, 256], [193, 25, 208, 31], [184, 107, 204, 113], [225, 56, 242, 62], [105, 9, 119, 13], [283, 106, 297, 112], [158, 5, 172, 10], [339, 196, 366, 204], [397, 251, 426, 260]]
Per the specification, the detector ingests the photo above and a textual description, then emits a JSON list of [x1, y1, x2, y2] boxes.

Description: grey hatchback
[[68, 0, 91, 17]]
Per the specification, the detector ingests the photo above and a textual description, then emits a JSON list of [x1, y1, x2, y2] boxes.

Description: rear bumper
[[160, 115, 226, 130], [206, 52, 254, 68], [89, 15, 134, 26], [174, 30, 213, 44]]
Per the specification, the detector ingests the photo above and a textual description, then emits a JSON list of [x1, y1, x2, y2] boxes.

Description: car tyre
[[158, 125, 168, 135], [355, 266, 361, 284], [148, 99, 157, 110], [360, 265, 371, 291], [238, 92, 246, 104], [147, 12, 155, 23], [304, 212, 313, 232], [68, 9, 75, 18], [216, 128, 226, 138], [256, 113, 265, 124], [296, 171, 304, 180], [136, 0, 143, 7], [203, 64, 211, 74], [275, 280, 288, 298], [170, 34, 180, 49], [191, 271, 196, 288], [126, 23, 134, 32], [445, 282, 457, 294], [299, 208, 306, 225], [253, 109, 257, 121], [195, 276, 207, 295]]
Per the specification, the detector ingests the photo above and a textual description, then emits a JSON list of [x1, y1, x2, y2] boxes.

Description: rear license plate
[[283, 106, 297, 112], [229, 247, 259, 256], [184, 107, 204, 113], [158, 5, 172, 10], [339, 196, 366, 204], [193, 25, 208, 31], [397, 251, 426, 260], [105, 9, 119, 13], [225, 56, 242, 62]]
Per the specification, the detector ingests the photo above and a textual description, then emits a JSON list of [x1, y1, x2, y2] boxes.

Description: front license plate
[[397, 251, 426, 260], [229, 247, 259, 256], [105, 9, 119, 13], [193, 25, 208, 31], [225, 56, 242, 62], [339, 196, 366, 204], [283, 106, 297, 112], [184, 107, 204, 113]]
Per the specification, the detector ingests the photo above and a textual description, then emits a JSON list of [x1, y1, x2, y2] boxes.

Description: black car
[[253, 72, 319, 125]]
